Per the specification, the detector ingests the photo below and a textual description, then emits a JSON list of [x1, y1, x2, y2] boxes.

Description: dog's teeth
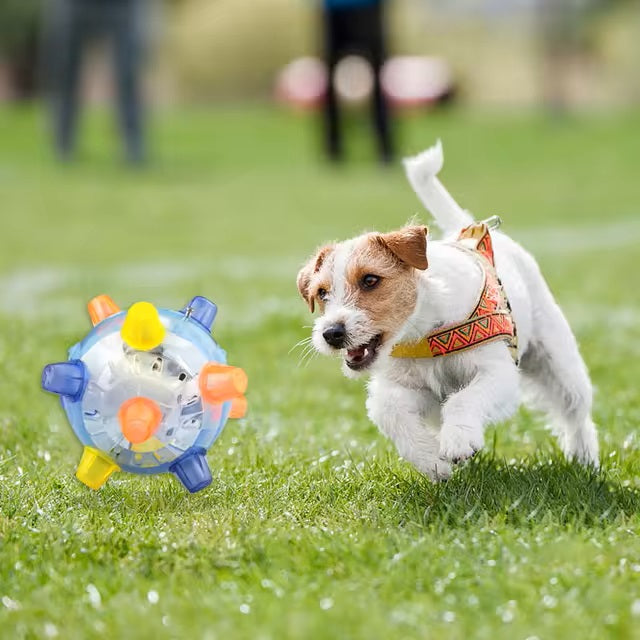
[[364, 348, 370, 357]]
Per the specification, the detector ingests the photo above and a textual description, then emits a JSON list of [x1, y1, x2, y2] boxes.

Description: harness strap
[[390, 222, 519, 363]]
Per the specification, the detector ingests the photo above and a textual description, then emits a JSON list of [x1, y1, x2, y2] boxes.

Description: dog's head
[[296, 225, 428, 377]]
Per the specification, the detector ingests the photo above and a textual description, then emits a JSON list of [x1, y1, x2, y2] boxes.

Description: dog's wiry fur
[[297, 146, 599, 479]]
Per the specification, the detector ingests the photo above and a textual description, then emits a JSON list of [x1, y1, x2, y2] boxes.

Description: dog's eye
[[317, 288, 328, 301], [360, 274, 381, 290]]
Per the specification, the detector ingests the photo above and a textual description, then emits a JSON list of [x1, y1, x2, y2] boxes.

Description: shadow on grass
[[391, 454, 640, 529], [20, 450, 638, 536]]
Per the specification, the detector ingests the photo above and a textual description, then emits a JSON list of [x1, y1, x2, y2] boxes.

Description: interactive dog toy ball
[[41, 295, 247, 493]]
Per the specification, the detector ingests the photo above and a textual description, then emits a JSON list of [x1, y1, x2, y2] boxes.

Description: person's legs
[[324, 56, 342, 160], [49, 0, 84, 160], [371, 55, 394, 163], [322, 9, 345, 161], [111, 1, 145, 164], [364, 3, 394, 162]]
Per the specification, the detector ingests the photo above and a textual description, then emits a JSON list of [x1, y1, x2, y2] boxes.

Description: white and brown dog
[[296, 141, 599, 479]]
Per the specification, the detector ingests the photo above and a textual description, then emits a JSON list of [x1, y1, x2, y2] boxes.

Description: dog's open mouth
[[345, 334, 383, 371]]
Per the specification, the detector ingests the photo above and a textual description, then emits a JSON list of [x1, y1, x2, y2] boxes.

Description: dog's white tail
[[403, 140, 474, 232]]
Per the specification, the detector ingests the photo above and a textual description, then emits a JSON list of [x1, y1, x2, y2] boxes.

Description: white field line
[[510, 217, 640, 255], [0, 259, 303, 328], [1, 218, 639, 327], [565, 303, 640, 332]]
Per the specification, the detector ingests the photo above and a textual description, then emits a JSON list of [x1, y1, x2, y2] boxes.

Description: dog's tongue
[[347, 346, 366, 361]]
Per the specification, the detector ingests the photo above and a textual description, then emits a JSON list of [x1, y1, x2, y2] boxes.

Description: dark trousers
[[322, 3, 394, 162], [45, 0, 145, 163]]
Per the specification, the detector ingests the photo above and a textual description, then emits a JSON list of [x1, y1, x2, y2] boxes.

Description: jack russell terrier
[[296, 141, 599, 479]]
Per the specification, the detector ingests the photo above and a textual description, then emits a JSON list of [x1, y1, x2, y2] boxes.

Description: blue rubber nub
[[169, 447, 212, 493], [41, 360, 88, 402], [181, 296, 217, 332]]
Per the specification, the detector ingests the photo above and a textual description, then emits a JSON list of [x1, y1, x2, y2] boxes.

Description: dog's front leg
[[439, 352, 520, 461], [366, 377, 451, 480]]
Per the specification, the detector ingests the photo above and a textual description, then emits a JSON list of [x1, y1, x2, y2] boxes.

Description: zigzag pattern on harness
[[426, 308, 515, 357]]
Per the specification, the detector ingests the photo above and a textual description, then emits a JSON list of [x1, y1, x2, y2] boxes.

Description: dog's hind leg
[[519, 303, 599, 467]]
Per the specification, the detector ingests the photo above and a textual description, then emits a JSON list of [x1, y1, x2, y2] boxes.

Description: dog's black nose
[[323, 323, 346, 348]]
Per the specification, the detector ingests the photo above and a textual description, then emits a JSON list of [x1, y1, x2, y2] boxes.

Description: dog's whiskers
[[288, 336, 314, 356], [298, 343, 320, 368], [301, 353, 320, 369]]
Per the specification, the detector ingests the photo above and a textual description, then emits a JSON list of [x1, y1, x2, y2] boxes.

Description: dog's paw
[[413, 457, 452, 481], [431, 460, 453, 481], [439, 424, 483, 463], [563, 423, 600, 469]]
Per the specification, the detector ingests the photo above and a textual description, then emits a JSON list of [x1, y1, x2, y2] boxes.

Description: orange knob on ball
[[199, 363, 248, 405], [118, 396, 162, 444], [229, 395, 248, 419], [87, 295, 121, 326]]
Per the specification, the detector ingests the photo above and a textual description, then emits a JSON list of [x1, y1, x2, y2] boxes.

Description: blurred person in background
[[0, 0, 41, 101], [321, 0, 394, 163], [537, 0, 593, 115], [43, 0, 147, 164]]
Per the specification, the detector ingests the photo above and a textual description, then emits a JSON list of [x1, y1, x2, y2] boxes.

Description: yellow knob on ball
[[121, 301, 166, 351], [76, 446, 120, 490]]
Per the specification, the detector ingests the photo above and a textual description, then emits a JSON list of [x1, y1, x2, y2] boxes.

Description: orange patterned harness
[[391, 222, 518, 363]]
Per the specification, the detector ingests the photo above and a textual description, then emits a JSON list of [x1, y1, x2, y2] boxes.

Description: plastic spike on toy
[[41, 295, 248, 493], [120, 301, 166, 351], [87, 294, 121, 326]]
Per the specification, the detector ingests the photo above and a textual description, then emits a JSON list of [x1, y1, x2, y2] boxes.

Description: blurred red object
[[276, 55, 455, 110], [275, 57, 327, 110], [381, 56, 455, 108]]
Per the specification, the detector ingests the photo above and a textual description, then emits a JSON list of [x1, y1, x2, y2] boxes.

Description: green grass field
[[1, 104, 640, 639]]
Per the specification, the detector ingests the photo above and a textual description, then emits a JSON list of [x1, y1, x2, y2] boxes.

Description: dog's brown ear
[[296, 245, 333, 312], [377, 225, 428, 270], [296, 265, 315, 313]]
